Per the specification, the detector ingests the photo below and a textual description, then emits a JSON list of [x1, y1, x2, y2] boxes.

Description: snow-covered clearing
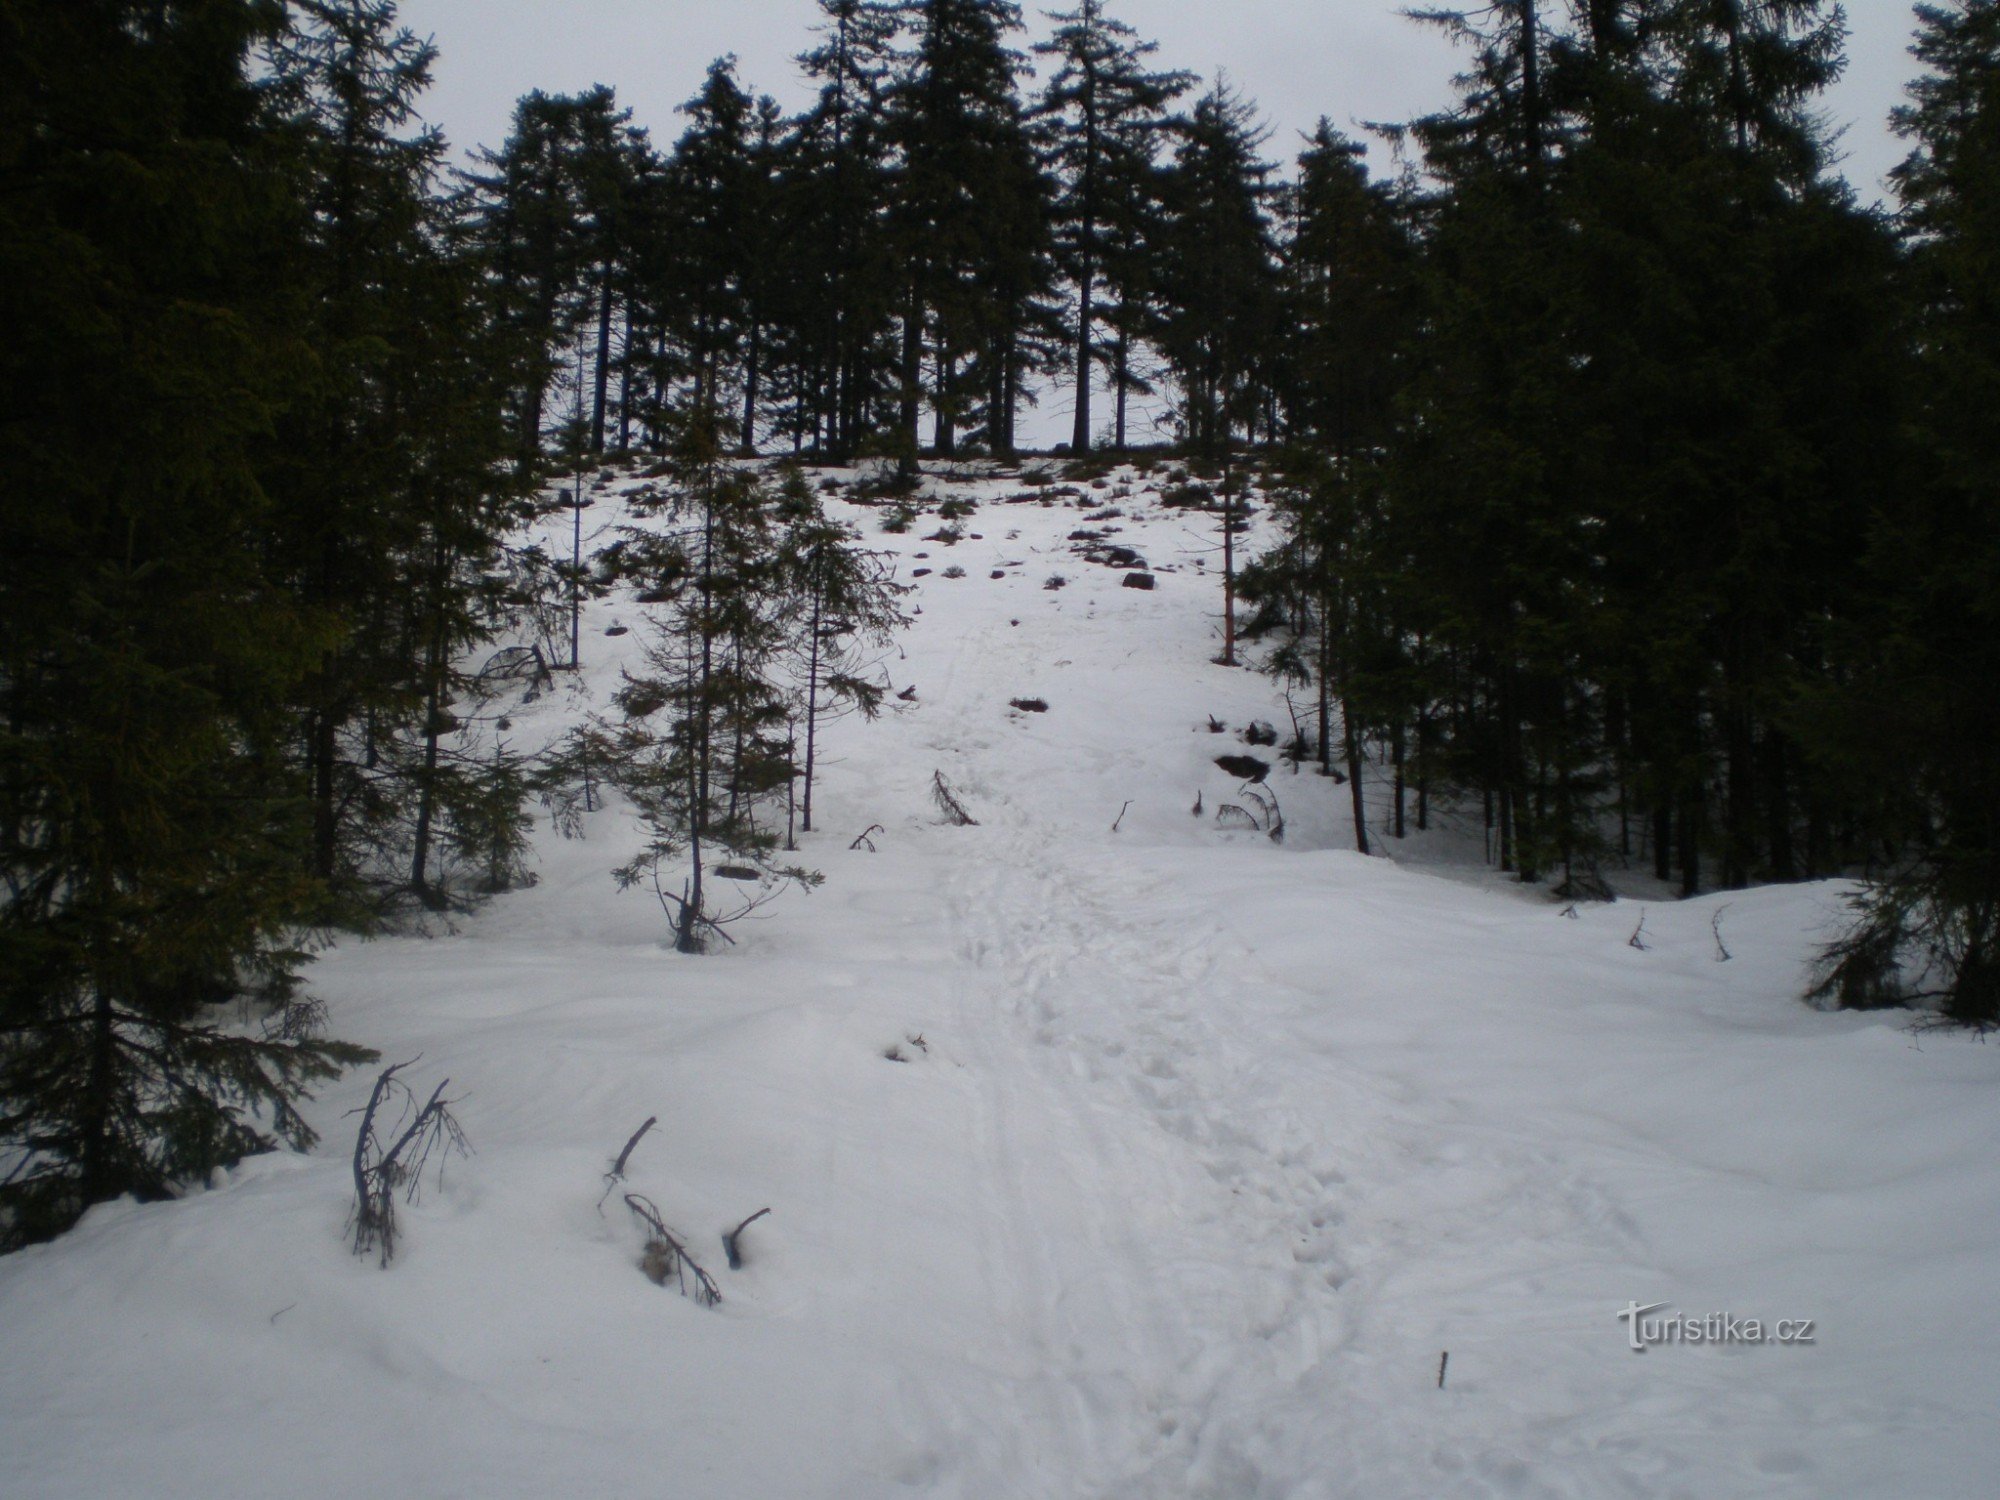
[[4, 465, 1996, 1499]]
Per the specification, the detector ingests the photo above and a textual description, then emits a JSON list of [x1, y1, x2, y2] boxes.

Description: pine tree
[[1389, 0, 1617, 884], [886, 0, 1052, 466], [1813, 0, 2000, 1022], [264, 0, 529, 912], [657, 61, 762, 430], [600, 410, 817, 952], [1377, 0, 1887, 892], [772, 473, 910, 835], [0, 0, 373, 1248], [1152, 80, 1281, 460], [1279, 121, 1413, 458], [463, 91, 595, 462], [564, 87, 648, 457], [787, 0, 906, 459], [1032, 0, 1193, 452]]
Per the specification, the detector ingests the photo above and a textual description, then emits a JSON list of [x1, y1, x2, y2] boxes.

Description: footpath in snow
[[3, 463, 1997, 1500]]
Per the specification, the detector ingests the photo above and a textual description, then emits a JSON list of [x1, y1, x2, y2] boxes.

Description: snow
[[5, 464, 1998, 1499]]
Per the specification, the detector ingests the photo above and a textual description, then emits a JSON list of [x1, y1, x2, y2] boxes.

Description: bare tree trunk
[[618, 301, 634, 452], [935, 352, 956, 456], [1113, 326, 1131, 450], [803, 595, 822, 832], [1072, 257, 1096, 452], [591, 271, 613, 453], [899, 291, 922, 482], [740, 314, 762, 457], [1220, 470, 1238, 666], [1345, 693, 1369, 855], [311, 702, 338, 882], [1392, 721, 1407, 839]]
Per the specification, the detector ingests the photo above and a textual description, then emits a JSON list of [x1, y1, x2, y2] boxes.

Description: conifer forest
[[3, 4, 2000, 1494]]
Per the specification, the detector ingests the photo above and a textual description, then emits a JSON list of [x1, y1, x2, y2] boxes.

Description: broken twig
[[931, 771, 978, 826], [625, 1194, 722, 1307], [722, 1207, 772, 1270]]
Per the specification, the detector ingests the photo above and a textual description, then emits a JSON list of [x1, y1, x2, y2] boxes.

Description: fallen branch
[[850, 823, 884, 852], [931, 771, 979, 826], [1242, 785, 1285, 843], [1111, 800, 1133, 833], [625, 1194, 722, 1307], [1711, 904, 1733, 962], [722, 1207, 772, 1270], [597, 1115, 658, 1210], [1628, 911, 1650, 951], [348, 1058, 470, 1268], [611, 1116, 658, 1178]]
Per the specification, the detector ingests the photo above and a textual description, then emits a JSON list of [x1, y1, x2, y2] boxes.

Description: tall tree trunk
[[1679, 792, 1702, 898], [740, 313, 762, 456], [1392, 720, 1407, 839], [80, 981, 118, 1205], [935, 350, 956, 456], [591, 270, 613, 453], [1220, 471, 1238, 666], [1317, 603, 1335, 778], [409, 570, 449, 909], [618, 301, 634, 452], [1345, 691, 1370, 855], [311, 701, 338, 882], [1072, 254, 1096, 452], [999, 330, 1019, 459], [1114, 326, 1131, 450], [803, 594, 823, 832], [899, 291, 923, 481]]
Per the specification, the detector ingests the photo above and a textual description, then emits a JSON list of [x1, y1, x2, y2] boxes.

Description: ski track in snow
[[4, 466, 1998, 1500]]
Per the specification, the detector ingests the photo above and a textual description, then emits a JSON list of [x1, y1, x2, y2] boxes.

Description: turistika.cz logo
[[1617, 1302, 1817, 1352]]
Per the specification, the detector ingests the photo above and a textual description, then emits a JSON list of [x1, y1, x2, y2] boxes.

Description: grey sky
[[397, 1, 1921, 204]]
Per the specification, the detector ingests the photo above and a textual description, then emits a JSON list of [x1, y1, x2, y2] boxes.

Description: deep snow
[[4, 463, 1997, 1500]]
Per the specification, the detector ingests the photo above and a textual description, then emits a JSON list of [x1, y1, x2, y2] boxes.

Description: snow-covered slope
[[4, 466, 1996, 1500]]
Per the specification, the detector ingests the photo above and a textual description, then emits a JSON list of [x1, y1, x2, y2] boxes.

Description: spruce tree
[[1279, 121, 1413, 459], [659, 61, 762, 426], [886, 0, 1052, 465], [1813, 0, 2000, 1022], [772, 473, 910, 835], [600, 410, 817, 953], [1152, 79, 1281, 459], [265, 0, 529, 912], [464, 91, 596, 462], [788, 0, 906, 459], [0, 0, 373, 1247], [1032, 1, 1193, 452]]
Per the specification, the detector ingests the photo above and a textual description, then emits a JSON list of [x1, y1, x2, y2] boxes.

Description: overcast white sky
[[396, 1, 1919, 204]]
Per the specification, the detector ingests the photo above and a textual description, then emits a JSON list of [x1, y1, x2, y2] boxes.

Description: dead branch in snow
[[348, 1058, 470, 1268], [723, 1207, 772, 1270], [931, 771, 978, 826], [625, 1194, 721, 1307]]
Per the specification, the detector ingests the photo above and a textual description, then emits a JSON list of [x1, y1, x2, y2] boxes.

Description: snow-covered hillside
[[4, 464, 1996, 1500]]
